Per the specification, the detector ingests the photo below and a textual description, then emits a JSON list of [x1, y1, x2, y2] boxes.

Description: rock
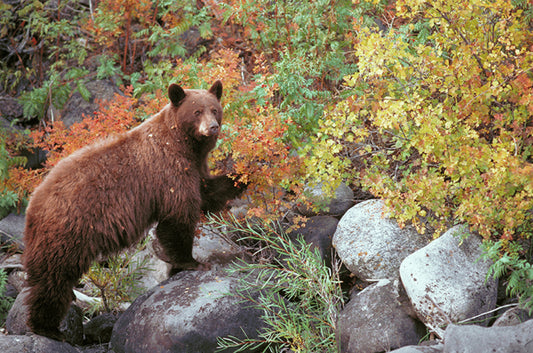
[[61, 80, 122, 127], [0, 96, 23, 123], [180, 28, 206, 57], [389, 344, 444, 353], [298, 182, 354, 217], [338, 278, 426, 353], [0, 254, 23, 271], [60, 305, 84, 346], [0, 117, 14, 132], [399, 225, 498, 337], [18, 147, 48, 169], [193, 224, 245, 267], [0, 334, 82, 353], [229, 198, 249, 219], [7, 270, 26, 293], [443, 319, 533, 353], [333, 199, 431, 280], [6, 287, 84, 345], [80, 343, 111, 353], [130, 234, 171, 291], [0, 213, 25, 250], [4, 282, 18, 299], [493, 306, 533, 327], [83, 313, 118, 344], [289, 215, 338, 265], [110, 270, 264, 353]]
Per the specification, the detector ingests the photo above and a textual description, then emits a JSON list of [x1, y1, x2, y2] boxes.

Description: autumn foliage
[[1, 0, 532, 250], [307, 0, 533, 244]]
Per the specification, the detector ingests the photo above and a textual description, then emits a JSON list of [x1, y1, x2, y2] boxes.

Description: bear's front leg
[[201, 175, 247, 213], [155, 219, 199, 275]]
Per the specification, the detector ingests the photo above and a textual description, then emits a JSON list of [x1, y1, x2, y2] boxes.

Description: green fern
[[0, 132, 26, 218], [483, 240, 533, 314], [0, 269, 14, 325]]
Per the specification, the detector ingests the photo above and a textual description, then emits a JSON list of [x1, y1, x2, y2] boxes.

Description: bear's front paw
[[230, 174, 248, 195]]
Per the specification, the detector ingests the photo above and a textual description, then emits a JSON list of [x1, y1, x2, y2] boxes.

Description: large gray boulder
[[6, 288, 84, 345], [333, 199, 431, 280], [0, 334, 82, 353], [193, 224, 245, 268], [389, 345, 444, 353], [399, 225, 498, 337], [389, 319, 533, 352], [443, 319, 533, 353], [338, 278, 426, 353], [110, 270, 264, 353]]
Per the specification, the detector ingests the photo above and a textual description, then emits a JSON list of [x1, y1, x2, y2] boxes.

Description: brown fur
[[23, 81, 245, 340]]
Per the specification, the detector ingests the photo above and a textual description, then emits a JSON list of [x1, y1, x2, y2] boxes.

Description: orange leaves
[[198, 49, 242, 94], [5, 167, 43, 206], [214, 105, 304, 220], [4, 87, 141, 205], [28, 87, 140, 179]]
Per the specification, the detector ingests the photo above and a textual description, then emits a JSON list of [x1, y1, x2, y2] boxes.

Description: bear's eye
[[212, 108, 218, 115], [194, 110, 202, 116]]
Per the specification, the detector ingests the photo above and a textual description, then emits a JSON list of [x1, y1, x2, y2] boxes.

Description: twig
[[457, 303, 518, 324]]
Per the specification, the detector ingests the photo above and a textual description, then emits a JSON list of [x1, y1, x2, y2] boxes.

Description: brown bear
[[23, 80, 246, 341]]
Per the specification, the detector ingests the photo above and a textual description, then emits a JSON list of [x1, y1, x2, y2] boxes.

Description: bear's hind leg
[[155, 219, 199, 275], [25, 276, 76, 341]]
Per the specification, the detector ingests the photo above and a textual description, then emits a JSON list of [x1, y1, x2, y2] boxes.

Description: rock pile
[[0, 187, 531, 353]]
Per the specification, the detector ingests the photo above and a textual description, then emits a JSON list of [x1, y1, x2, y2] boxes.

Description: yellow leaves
[[316, 0, 533, 243], [396, 0, 426, 17]]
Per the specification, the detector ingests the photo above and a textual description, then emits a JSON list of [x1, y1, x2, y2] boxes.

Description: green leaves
[[0, 269, 14, 324], [82, 241, 152, 315], [212, 214, 344, 353], [308, 0, 533, 240], [18, 68, 90, 121], [0, 132, 26, 218], [483, 240, 533, 314], [223, 0, 355, 138]]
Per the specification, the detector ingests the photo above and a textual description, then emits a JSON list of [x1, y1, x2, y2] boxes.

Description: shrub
[[0, 269, 14, 325], [212, 214, 344, 353], [0, 131, 27, 217], [217, 0, 356, 140], [307, 0, 533, 241], [483, 238, 533, 314], [81, 241, 151, 316]]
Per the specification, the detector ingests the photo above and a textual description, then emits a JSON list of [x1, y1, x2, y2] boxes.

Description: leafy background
[[0, 0, 532, 320]]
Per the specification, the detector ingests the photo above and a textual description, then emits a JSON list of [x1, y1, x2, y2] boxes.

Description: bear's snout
[[199, 119, 220, 136], [208, 120, 219, 135]]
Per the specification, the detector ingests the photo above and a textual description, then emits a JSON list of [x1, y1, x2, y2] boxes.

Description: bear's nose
[[209, 121, 219, 134]]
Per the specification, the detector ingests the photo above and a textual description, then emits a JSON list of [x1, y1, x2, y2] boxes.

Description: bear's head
[[167, 80, 223, 142]]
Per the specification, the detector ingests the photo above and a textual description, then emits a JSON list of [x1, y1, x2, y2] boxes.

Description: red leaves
[[29, 87, 140, 176]]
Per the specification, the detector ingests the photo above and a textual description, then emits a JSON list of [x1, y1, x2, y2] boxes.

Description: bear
[[23, 80, 246, 341]]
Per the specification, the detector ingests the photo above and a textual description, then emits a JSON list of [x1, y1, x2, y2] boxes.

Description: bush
[[0, 131, 27, 218], [0, 269, 14, 326], [483, 238, 533, 314], [81, 241, 151, 316], [218, 0, 356, 140], [307, 0, 533, 241], [212, 214, 344, 353]]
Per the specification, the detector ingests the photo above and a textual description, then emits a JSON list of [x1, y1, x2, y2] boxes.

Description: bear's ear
[[168, 83, 186, 107], [208, 80, 223, 101]]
